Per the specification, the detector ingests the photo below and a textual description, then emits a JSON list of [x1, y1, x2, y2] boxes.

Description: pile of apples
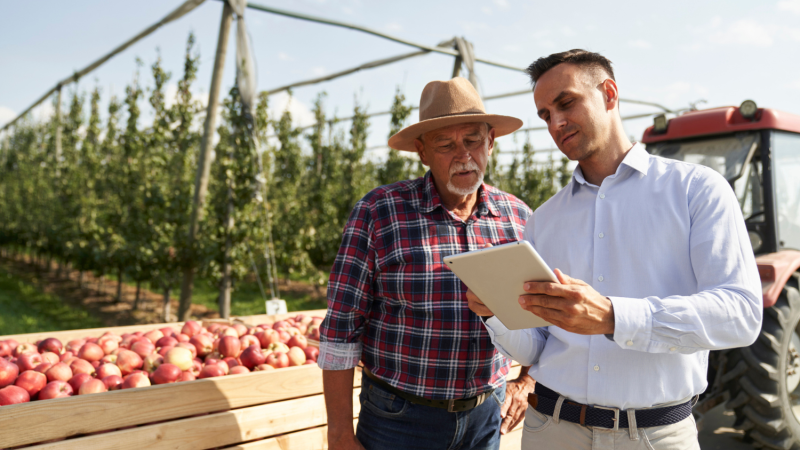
[[0, 314, 323, 407]]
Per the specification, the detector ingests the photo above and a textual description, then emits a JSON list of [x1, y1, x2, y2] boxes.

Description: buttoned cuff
[[317, 341, 362, 370], [608, 296, 652, 352], [483, 315, 509, 339]]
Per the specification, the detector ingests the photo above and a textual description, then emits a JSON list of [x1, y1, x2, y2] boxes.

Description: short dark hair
[[526, 49, 615, 85]]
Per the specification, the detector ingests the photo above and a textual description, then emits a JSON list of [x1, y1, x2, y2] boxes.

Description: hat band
[[420, 110, 487, 121]]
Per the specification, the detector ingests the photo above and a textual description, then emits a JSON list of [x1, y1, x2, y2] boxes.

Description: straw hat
[[388, 77, 523, 152]]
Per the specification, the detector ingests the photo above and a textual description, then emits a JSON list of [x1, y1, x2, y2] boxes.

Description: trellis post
[[178, 1, 234, 321]]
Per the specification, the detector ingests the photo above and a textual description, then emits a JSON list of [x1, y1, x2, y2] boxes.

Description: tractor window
[[774, 131, 800, 251]]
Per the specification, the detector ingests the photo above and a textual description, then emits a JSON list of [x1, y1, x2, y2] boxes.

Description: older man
[[319, 77, 535, 450], [468, 49, 762, 449]]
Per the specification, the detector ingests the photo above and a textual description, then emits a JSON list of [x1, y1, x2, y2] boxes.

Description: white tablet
[[445, 241, 558, 330]]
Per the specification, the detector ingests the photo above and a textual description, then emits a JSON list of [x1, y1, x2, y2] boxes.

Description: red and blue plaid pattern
[[319, 172, 531, 400]]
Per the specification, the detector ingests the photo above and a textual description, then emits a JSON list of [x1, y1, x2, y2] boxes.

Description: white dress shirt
[[484, 143, 763, 410]]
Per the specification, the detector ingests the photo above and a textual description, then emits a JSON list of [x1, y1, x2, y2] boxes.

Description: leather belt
[[362, 368, 494, 413], [528, 383, 693, 430]]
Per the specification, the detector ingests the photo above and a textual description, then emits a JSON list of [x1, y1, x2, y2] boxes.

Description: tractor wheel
[[724, 273, 800, 450]]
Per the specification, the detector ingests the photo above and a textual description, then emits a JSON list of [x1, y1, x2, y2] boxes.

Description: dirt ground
[[697, 404, 753, 449]]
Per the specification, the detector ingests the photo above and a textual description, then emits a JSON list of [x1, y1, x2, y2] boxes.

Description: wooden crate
[[1, 312, 523, 450]]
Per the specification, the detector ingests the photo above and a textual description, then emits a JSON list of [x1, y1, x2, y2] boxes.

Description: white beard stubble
[[446, 160, 484, 196]]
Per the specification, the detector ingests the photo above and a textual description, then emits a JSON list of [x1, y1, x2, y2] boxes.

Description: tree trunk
[[78, 270, 84, 289], [133, 280, 141, 311], [163, 286, 172, 323], [116, 266, 124, 303], [218, 149, 235, 320]]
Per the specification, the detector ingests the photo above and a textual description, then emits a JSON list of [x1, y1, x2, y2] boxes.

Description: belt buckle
[[447, 399, 456, 412], [595, 405, 620, 431]]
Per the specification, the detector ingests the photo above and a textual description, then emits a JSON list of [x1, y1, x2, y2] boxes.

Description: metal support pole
[[178, 1, 234, 321]]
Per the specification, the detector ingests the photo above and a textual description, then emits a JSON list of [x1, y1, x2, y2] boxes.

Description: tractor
[[642, 101, 800, 449]]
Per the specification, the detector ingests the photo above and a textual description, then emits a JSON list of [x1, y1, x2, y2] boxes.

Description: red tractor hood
[[756, 250, 800, 308]]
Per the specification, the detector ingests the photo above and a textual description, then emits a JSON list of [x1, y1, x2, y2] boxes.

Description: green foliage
[[0, 36, 571, 317]]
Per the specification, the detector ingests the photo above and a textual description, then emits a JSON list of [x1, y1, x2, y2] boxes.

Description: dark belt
[[528, 383, 693, 430], [362, 368, 494, 413]]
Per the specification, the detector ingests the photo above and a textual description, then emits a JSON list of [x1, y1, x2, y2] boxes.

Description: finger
[[523, 304, 571, 325], [501, 390, 512, 417], [554, 268, 568, 284], [509, 411, 525, 431], [519, 294, 563, 310], [501, 414, 512, 434], [481, 243, 494, 249]]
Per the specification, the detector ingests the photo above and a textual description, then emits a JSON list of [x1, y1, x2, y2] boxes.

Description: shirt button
[[626, 340, 633, 346], [599, 193, 606, 199], [598, 276, 604, 282], [593, 365, 600, 372], [598, 232, 605, 239]]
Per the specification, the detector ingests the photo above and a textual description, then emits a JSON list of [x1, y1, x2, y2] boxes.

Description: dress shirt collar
[[571, 142, 650, 195], [419, 171, 499, 218]]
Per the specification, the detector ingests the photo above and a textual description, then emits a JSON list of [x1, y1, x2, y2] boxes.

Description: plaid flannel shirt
[[318, 172, 531, 400]]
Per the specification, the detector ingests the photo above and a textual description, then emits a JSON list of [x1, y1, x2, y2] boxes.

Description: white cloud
[[0, 106, 16, 128], [778, 0, 800, 14], [783, 27, 800, 41], [709, 19, 774, 47], [311, 67, 327, 76], [384, 22, 403, 32], [268, 92, 315, 128], [481, 6, 492, 14], [628, 39, 652, 49], [492, 0, 509, 9]]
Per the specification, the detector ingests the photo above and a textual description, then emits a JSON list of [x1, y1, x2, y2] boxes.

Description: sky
[[2, 0, 800, 166]]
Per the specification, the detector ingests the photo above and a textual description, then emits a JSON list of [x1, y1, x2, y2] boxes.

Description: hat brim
[[387, 113, 524, 152]]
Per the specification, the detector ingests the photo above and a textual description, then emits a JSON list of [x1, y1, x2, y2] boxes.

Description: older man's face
[[415, 122, 495, 198]]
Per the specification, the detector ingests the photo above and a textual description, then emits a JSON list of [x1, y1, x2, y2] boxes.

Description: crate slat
[[24, 391, 360, 450]]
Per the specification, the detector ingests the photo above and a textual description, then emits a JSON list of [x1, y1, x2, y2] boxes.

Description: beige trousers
[[520, 404, 700, 450]]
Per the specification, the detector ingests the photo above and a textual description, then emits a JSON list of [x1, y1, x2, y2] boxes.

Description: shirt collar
[[419, 171, 499, 217], [571, 142, 650, 194]]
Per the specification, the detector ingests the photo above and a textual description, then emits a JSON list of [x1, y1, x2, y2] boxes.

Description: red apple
[[4, 339, 20, 353], [16, 352, 43, 371], [181, 321, 202, 337], [121, 372, 151, 389], [265, 352, 289, 369], [164, 347, 193, 371], [277, 330, 291, 343], [303, 346, 319, 362], [272, 320, 289, 331], [207, 323, 222, 334], [60, 351, 75, 362], [256, 329, 280, 348], [189, 335, 214, 357], [131, 340, 155, 359], [156, 336, 178, 349], [240, 346, 266, 369], [116, 350, 143, 375], [0, 359, 19, 388], [13, 342, 38, 357], [267, 342, 290, 353], [38, 380, 73, 399], [177, 333, 190, 343], [286, 327, 301, 337], [38, 338, 63, 355], [229, 366, 250, 375], [287, 335, 308, 350], [98, 336, 119, 355], [240, 335, 260, 350], [151, 364, 181, 385], [65, 339, 85, 354], [189, 359, 202, 376], [79, 378, 107, 395], [45, 362, 72, 382], [218, 336, 241, 358], [15, 370, 47, 397], [68, 373, 93, 393], [40, 351, 60, 366], [157, 345, 175, 357], [198, 365, 226, 379], [96, 363, 122, 379], [34, 362, 53, 373], [143, 330, 164, 344], [311, 316, 324, 326], [287, 347, 307, 366], [78, 343, 104, 362], [232, 323, 248, 337], [0, 341, 10, 357], [223, 356, 239, 369], [179, 371, 196, 382], [176, 342, 197, 358], [219, 327, 239, 339], [69, 358, 95, 376], [204, 351, 223, 363], [0, 385, 30, 405], [254, 364, 275, 371], [143, 354, 164, 374], [100, 354, 118, 365], [159, 327, 176, 337], [102, 375, 124, 391]]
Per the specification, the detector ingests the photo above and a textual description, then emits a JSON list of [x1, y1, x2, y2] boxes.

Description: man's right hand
[[328, 431, 365, 450], [466, 287, 494, 317]]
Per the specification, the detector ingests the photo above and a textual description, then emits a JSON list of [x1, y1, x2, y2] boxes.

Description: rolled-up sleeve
[[483, 316, 550, 366], [318, 200, 375, 370], [611, 168, 763, 354]]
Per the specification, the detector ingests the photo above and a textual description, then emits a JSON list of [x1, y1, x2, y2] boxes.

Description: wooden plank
[[24, 391, 361, 450], [0, 364, 331, 449], [220, 421, 357, 450], [0, 309, 327, 344]]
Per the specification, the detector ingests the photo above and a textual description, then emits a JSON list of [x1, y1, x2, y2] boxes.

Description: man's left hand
[[519, 269, 615, 335], [501, 372, 535, 435]]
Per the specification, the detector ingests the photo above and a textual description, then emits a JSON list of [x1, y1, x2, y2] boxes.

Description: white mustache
[[449, 160, 480, 177]]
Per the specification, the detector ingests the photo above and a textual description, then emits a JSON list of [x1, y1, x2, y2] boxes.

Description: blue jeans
[[356, 374, 506, 450]]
